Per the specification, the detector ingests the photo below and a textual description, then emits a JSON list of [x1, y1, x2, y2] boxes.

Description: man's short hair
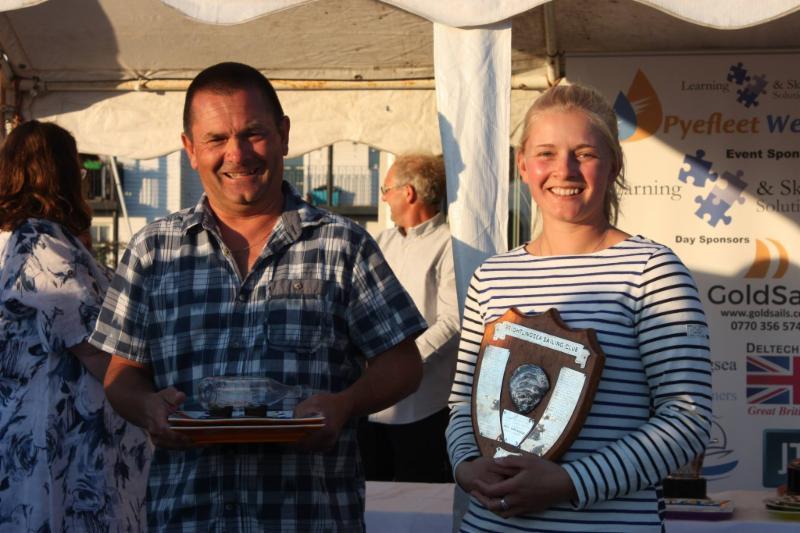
[[183, 62, 285, 136], [392, 153, 446, 208]]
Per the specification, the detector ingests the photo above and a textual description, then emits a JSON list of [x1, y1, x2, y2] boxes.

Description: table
[[365, 483, 799, 533], [366, 481, 455, 532], [666, 490, 800, 533]]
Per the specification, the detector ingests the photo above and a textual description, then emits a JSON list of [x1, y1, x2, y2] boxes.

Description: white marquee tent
[[1, 0, 799, 302]]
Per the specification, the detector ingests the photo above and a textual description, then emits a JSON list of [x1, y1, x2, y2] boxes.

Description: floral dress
[[0, 219, 151, 533]]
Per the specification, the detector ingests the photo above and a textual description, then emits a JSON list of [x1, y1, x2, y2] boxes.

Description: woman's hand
[[470, 454, 577, 518], [455, 456, 517, 493]]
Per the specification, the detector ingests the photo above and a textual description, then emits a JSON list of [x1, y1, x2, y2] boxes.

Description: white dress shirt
[[370, 212, 460, 424]]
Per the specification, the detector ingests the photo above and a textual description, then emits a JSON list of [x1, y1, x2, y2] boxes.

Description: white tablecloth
[[666, 490, 799, 532], [365, 482, 799, 533]]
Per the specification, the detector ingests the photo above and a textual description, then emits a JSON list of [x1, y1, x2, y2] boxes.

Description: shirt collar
[[180, 181, 330, 241], [398, 211, 445, 239]]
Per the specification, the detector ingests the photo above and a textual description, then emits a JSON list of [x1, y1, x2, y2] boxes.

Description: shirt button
[[292, 281, 303, 291], [230, 341, 242, 349], [237, 293, 247, 302]]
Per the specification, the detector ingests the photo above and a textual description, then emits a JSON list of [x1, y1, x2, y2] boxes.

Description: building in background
[[83, 142, 531, 266], [83, 142, 392, 265]]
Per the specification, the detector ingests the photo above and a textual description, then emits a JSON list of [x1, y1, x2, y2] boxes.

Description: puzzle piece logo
[[678, 149, 717, 187], [727, 62, 749, 85], [737, 74, 768, 108], [727, 62, 768, 108], [613, 69, 663, 142], [677, 149, 748, 227], [694, 170, 747, 227]]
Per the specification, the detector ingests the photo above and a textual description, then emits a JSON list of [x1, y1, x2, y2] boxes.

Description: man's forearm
[[103, 355, 158, 428], [348, 337, 423, 417], [292, 337, 422, 450], [69, 340, 111, 383]]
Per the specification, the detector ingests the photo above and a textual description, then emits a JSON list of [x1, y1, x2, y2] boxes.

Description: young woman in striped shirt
[[446, 84, 712, 532]]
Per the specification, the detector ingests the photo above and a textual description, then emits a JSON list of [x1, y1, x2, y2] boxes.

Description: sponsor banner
[[763, 429, 800, 487], [570, 54, 800, 491]]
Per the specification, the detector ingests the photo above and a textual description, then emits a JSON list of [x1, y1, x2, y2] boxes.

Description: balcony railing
[[285, 164, 379, 207], [81, 157, 122, 212]]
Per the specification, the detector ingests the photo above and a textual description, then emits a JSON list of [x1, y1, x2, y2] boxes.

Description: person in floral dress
[[0, 121, 151, 532]]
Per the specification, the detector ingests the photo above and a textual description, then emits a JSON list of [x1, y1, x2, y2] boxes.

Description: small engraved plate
[[501, 409, 535, 447], [520, 367, 585, 456], [475, 345, 510, 441], [493, 321, 591, 368], [494, 447, 522, 458]]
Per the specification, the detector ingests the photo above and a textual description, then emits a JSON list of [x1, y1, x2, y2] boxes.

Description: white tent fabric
[[161, 0, 312, 24], [435, 22, 511, 307], [159, 0, 800, 29], [32, 89, 443, 160]]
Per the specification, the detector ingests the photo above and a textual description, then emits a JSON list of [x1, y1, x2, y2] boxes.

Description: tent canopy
[[1, 0, 799, 159], [2, 0, 799, 304]]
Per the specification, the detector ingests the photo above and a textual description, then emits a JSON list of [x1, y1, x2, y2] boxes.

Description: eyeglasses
[[380, 183, 406, 195]]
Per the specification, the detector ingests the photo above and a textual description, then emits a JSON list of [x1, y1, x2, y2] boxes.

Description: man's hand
[[104, 355, 193, 449], [293, 391, 354, 451], [470, 454, 577, 518], [142, 387, 193, 449]]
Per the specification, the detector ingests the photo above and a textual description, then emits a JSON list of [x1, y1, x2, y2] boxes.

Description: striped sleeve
[[445, 271, 485, 472], [562, 249, 712, 508]]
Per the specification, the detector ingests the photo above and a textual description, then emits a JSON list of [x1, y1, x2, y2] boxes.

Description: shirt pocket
[[266, 278, 335, 352]]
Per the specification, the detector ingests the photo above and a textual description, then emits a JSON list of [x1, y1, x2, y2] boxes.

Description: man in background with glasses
[[360, 153, 459, 482]]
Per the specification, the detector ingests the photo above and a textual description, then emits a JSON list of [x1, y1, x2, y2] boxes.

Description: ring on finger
[[499, 497, 509, 511]]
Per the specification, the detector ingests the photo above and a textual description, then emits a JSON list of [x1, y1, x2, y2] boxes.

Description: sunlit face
[[181, 87, 290, 217], [517, 109, 616, 228], [381, 165, 409, 226]]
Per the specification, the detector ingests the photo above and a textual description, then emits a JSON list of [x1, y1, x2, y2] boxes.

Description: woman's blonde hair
[[517, 83, 627, 224]]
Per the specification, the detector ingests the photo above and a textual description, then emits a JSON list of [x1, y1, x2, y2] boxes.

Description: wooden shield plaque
[[471, 308, 605, 460]]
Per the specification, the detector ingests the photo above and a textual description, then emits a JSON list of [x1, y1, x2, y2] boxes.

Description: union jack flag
[[746, 355, 800, 404]]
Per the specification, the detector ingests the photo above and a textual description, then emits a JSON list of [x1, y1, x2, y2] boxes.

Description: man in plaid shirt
[[89, 62, 426, 532]]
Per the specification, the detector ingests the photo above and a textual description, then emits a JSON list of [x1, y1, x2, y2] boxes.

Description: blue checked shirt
[[89, 183, 426, 532]]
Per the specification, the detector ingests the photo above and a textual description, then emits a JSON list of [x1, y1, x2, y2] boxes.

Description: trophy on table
[[663, 453, 708, 499], [662, 441, 736, 519], [471, 308, 605, 460]]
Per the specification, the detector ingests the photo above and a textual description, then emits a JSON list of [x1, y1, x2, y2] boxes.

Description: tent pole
[[0, 51, 14, 138], [107, 155, 134, 239], [543, 1, 561, 84], [434, 22, 510, 310]]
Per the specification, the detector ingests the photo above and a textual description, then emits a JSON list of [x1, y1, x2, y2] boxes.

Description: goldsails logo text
[[708, 239, 799, 306]]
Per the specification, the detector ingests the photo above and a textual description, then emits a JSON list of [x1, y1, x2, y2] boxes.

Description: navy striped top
[[446, 235, 712, 532]]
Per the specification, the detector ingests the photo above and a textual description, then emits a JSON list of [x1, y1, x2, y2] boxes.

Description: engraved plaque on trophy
[[471, 308, 605, 460]]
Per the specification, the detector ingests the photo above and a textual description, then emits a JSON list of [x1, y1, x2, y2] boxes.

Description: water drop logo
[[614, 69, 663, 142], [745, 238, 789, 279]]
